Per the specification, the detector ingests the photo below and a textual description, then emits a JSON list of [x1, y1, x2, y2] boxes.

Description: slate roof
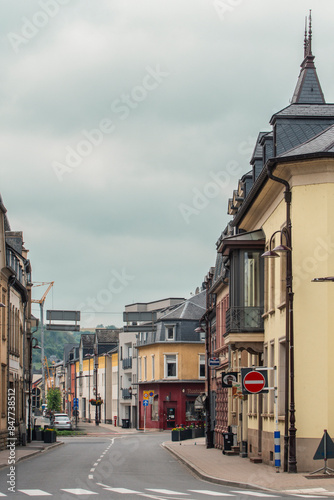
[[0, 193, 11, 231], [95, 329, 120, 344], [250, 132, 270, 163], [279, 124, 334, 157], [291, 13, 325, 104], [63, 343, 78, 363], [158, 290, 206, 321], [275, 119, 334, 156], [271, 104, 334, 121], [80, 333, 95, 347]]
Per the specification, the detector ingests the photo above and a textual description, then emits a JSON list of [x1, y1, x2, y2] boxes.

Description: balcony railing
[[225, 306, 264, 333], [122, 388, 132, 400], [122, 357, 132, 370]]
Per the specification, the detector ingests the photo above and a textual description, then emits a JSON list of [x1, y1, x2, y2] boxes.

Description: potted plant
[[171, 426, 184, 441], [43, 428, 57, 443], [89, 398, 103, 406], [184, 426, 193, 440], [33, 426, 43, 441]]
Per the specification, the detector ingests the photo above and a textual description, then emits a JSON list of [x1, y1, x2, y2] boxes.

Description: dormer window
[[166, 325, 175, 341]]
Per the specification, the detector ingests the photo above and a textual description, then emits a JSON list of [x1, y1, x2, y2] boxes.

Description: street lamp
[[94, 344, 99, 426], [195, 324, 214, 449], [28, 337, 41, 443], [262, 225, 296, 473], [85, 354, 94, 422]]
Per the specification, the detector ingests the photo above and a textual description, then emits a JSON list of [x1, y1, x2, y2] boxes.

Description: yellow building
[[211, 18, 334, 471], [136, 292, 206, 430]]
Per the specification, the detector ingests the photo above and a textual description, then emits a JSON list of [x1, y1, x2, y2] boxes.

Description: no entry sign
[[241, 368, 268, 395]]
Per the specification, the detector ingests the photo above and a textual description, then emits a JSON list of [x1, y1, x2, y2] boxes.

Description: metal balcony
[[122, 388, 132, 400], [225, 306, 264, 333], [122, 357, 132, 370]]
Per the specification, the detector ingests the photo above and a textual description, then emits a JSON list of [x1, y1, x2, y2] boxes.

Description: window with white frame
[[164, 354, 177, 378], [166, 325, 175, 341], [199, 354, 206, 378], [138, 357, 142, 381], [151, 355, 155, 380], [143, 356, 147, 381]]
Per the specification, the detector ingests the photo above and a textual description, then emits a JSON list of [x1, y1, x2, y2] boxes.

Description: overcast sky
[[2, 0, 333, 328]]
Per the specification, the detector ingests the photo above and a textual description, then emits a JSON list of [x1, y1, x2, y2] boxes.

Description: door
[[166, 406, 176, 428]]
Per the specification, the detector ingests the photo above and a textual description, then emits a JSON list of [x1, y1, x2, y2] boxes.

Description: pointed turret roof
[[291, 11, 325, 104]]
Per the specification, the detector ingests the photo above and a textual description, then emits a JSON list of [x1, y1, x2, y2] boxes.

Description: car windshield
[[55, 416, 68, 420]]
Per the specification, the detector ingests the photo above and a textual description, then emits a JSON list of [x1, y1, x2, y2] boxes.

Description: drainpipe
[[267, 163, 297, 473]]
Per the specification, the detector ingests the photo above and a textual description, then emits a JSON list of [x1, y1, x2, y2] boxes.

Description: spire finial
[[308, 9, 312, 55], [304, 16, 308, 57]]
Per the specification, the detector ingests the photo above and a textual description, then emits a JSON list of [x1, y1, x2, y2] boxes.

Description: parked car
[[52, 413, 72, 430]]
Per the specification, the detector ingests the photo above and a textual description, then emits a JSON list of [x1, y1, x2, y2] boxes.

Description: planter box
[[192, 428, 205, 438], [183, 429, 192, 440], [180, 430, 188, 440], [44, 431, 56, 443], [33, 430, 44, 441], [171, 430, 180, 441]]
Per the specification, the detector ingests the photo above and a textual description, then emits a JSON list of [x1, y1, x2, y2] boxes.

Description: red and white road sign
[[243, 370, 266, 394]]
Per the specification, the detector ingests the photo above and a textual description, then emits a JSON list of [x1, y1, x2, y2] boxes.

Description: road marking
[[189, 491, 236, 496], [90, 468, 95, 472], [102, 487, 140, 494], [18, 490, 52, 496], [146, 489, 189, 495], [0, 494, 6, 497], [88, 475, 93, 480], [61, 489, 98, 495], [230, 493, 278, 497], [93, 462, 98, 466], [285, 489, 327, 494], [292, 496, 329, 498]]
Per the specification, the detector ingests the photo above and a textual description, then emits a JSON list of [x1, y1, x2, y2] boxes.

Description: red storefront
[[138, 382, 205, 430]]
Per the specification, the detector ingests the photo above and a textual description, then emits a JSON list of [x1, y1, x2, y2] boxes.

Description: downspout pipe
[[267, 162, 297, 473]]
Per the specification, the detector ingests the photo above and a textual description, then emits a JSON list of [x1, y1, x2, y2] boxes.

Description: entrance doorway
[[165, 406, 176, 429]]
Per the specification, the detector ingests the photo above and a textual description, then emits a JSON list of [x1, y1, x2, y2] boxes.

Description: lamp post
[[85, 354, 94, 423], [195, 324, 214, 449], [27, 337, 40, 443], [262, 225, 297, 473], [94, 344, 99, 426]]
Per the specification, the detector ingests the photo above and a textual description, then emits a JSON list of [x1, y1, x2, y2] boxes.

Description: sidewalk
[[0, 440, 63, 470], [163, 437, 334, 496]]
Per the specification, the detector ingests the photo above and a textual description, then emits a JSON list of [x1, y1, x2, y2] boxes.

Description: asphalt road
[[0, 432, 328, 499]]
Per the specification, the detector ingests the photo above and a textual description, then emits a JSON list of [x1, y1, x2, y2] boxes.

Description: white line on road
[[61, 488, 98, 495], [146, 489, 189, 495], [18, 490, 52, 496], [230, 492, 278, 497], [189, 491, 236, 497]]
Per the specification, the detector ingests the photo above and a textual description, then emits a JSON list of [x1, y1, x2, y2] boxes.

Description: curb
[[162, 442, 277, 493], [0, 441, 64, 471]]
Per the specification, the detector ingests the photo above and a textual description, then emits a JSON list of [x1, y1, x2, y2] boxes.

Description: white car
[[52, 413, 72, 430]]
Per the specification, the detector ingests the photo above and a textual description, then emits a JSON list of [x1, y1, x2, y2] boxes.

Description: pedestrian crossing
[[0, 486, 331, 497]]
